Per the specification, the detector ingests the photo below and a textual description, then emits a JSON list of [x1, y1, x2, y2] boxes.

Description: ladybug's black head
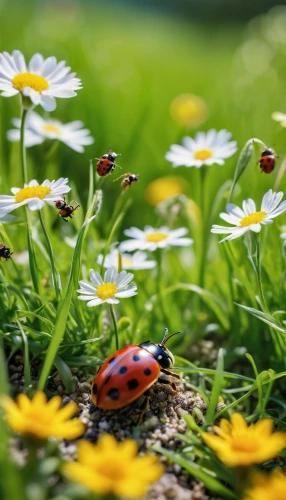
[[129, 174, 139, 182], [139, 341, 174, 368], [55, 199, 66, 209], [261, 148, 274, 157], [139, 329, 182, 369], [106, 151, 118, 162]]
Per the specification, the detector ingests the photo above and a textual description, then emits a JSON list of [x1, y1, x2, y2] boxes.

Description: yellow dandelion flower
[[170, 93, 208, 128], [243, 469, 286, 500], [2, 391, 85, 440], [202, 413, 286, 467], [63, 434, 164, 498], [145, 176, 188, 206]]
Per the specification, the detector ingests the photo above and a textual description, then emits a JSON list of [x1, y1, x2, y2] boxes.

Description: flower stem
[[38, 210, 61, 299], [198, 166, 207, 288], [110, 304, 119, 351], [255, 235, 267, 310], [20, 107, 29, 185]]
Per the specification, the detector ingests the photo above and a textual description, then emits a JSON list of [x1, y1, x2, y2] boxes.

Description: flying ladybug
[[113, 172, 139, 192], [259, 147, 279, 174], [96, 150, 121, 177], [91, 329, 181, 411], [0, 243, 13, 261], [54, 197, 80, 222]]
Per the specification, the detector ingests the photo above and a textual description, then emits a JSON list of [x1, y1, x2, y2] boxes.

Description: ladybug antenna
[[159, 328, 182, 346]]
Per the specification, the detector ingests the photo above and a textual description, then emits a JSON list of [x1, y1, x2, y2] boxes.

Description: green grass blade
[[206, 348, 224, 424]]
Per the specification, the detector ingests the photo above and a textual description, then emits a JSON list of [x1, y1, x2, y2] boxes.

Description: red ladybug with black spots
[[91, 329, 180, 410], [96, 150, 120, 177], [259, 148, 278, 174]]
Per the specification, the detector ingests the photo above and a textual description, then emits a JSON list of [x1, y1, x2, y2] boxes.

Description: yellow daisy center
[[42, 124, 61, 135], [122, 257, 133, 267], [15, 186, 52, 203], [12, 72, 49, 92], [240, 211, 266, 227], [146, 233, 168, 243], [96, 282, 118, 300], [194, 149, 213, 160]]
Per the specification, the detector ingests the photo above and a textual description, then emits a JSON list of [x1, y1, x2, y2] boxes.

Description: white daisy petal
[[120, 226, 193, 253], [104, 266, 117, 283], [78, 281, 96, 294], [90, 270, 103, 286], [86, 298, 104, 307], [242, 199, 256, 215], [250, 223, 262, 233]]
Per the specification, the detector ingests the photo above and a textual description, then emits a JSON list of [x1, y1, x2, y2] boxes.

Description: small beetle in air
[[114, 172, 139, 192], [91, 329, 181, 410], [55, 197, 80, 222], [0, 243, 13, 261], [96, 150, 121, 177], [259, 147, 279, 174]]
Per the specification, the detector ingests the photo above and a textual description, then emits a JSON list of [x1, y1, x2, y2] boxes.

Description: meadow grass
[[0, 1, 286, 499]]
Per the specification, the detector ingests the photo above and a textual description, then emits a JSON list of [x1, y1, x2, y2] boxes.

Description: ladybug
[[259, 148, 278, 174], [0, 242, 13, 261], [54, 197, 80, 222], [91, 329, 181, 410], [96, 150, 121, 177], [113, 172, 139, 192]]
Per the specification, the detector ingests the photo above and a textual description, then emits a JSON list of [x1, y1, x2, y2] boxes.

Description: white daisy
[[166, 129, 237, 168], [97, 249, 157, 270], [211, 189, 286, 242], [7, 111, 94, 153], [119, 226, 193, 252], [0, 178, 71, 213], [77, 266, 137, 307], [272, 111, 286, 127], [0, 50, 82, 111]]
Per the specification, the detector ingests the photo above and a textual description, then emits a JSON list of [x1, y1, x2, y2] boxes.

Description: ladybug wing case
[[92, 346, 160, 410]]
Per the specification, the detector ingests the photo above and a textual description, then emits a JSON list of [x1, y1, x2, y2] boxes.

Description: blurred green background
[[1, 0, 286, 226]]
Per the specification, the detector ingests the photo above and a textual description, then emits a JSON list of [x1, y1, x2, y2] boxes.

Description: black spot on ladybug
[[133, 355, 140, 362], [268, 158, 271, 162], [107, 388, 120, 400], [119, 366, 128, 374], [100, 160, 104, 164], [127, 379, 139, 390], [108, 357, 116, 364], [92, 383, 98, 395], [144, 368, 152, 376], [108, 163, 113, 167], [104, 375, 111, 384]]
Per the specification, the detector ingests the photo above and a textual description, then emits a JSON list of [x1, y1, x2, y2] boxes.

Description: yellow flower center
[[15, 186, 52, 203], [146, 233, 168, 243], [122, 257, 133, 267], [232, 436, 259, 453], [194, 149, 213, 160], [42, 124, 61, 135], [96, 282, 118, 300], [12, 72, 49, 92], [240, 211, 266, 227]]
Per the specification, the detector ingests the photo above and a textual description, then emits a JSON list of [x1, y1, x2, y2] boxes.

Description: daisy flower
[[97, 249, 156, 270], [211, 189, 286, 242], [119, 226, 193, 252], [7, 111, 94, 153], [77, 266, 137, 307], [272, 111, 286, 127], [166, 129, 237, 168], [0, 50, 82, 111], [0, 178, 71, 213]]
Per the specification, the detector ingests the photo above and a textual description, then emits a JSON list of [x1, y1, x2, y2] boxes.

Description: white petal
[[90, 270, 103, 286], [86, 298, 104, 307], [104, 266, 117, 282], [250, 223, 262, 233], [40, 95, 56, 111], [226, 203, 245, 219], [242, 198, 256, 215], [27, 199, 45, 211], [28, 53, 44, 73]]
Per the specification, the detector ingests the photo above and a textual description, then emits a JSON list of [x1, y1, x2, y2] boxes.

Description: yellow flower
[[63, 434, 164, 498], [202, 413, 286, 467], [145, 176, 188, 206], [170, 93, 208, 127], [243, 469, 286, 500], [2, 391, 85, 440]]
